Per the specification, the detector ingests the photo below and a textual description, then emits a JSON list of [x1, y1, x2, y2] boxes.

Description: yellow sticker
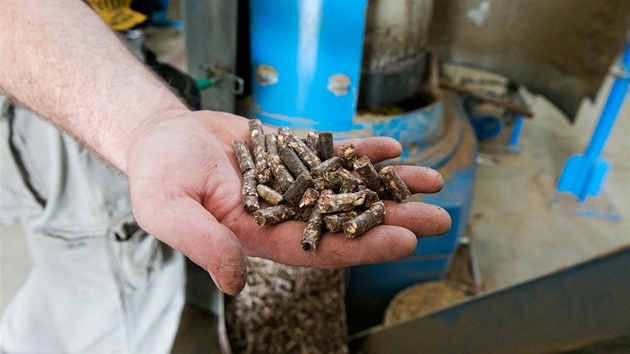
[[86, 0, 147, 31]]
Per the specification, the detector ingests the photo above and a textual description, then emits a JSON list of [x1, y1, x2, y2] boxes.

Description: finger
[[133, 190, 247, 295], [334, 137, 402, 163], [391, 165, 444, 194], [381, 201, 452, 237], [243, 221, 417, 268]]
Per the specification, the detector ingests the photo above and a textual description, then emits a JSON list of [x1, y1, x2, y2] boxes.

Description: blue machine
[[247, 0, 477, 333]]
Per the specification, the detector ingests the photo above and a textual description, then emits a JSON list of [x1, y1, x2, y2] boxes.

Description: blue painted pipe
[[556, 41, 629, 200], [583, 41, 630, 159]]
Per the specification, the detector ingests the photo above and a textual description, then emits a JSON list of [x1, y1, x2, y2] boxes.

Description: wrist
[[117, 99, 190, 174]]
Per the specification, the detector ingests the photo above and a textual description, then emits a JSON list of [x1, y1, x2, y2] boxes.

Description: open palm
[[127, 111, 451, 295]]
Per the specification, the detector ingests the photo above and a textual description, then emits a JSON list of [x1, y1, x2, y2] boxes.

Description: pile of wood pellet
[[224, 258, 348, 354], [232, 119, 412, 252]]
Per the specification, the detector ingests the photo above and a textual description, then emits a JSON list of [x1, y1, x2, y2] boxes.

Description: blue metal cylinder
[[249, 0, 368, 131]]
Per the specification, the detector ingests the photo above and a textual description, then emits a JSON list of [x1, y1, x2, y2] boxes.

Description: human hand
[[127, 109, 451, 295]]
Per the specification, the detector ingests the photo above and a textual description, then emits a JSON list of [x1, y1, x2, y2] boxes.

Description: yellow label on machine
[[86, 0, 147, 31]]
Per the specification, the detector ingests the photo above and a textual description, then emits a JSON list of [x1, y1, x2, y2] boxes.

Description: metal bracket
[[198, 65, 244, 95]]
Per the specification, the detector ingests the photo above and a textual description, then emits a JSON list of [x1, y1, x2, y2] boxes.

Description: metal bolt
[[327, 74, 351, 96], [255, 64, 279, 86]]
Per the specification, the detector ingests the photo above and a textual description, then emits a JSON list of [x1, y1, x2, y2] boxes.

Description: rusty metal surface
[[428, 0, 630, 121]]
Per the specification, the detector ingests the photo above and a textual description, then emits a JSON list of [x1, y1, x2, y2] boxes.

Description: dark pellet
[[300, 190, 332, 253], [321, 170, 344, 191], [232, 140, 255, 173], [313, 177, 326, 192], [301, 210, 324, 253], [319, 189, 379, 214], [242, 169, 259, 214], [310, 156, 342, 177], [254, 205, 298, 226], [266, 134, 294, 193], [317, 132, 335, 161], [277, 127, 291, 149], [354, 156, 389, 199], [379, 166, 412, 202], [299, 188, 320, 208], [323, 211, 359, 233], [340, 144, 358, 170], [343, 201, 386, 239], [249, 119, 272, 183], [306, 131, 320, 155], [294, 206, 314, 222], [279, 147, 309, 178], [339, 177, 361, 193], [282, 173, 315, 206], [287, 134, 321, 169]]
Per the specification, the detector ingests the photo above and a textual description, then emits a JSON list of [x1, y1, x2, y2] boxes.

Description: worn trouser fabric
[[0, 96, 185, 354]]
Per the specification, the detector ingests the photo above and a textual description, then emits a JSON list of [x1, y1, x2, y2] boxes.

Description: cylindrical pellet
[[257, 184, 283, 206], [232, 140, 255, 173], [339, 177, 361, 193], [300, 190, 332, 253], [323, 211, 359, 233], [379, 166, 412, 202], [306, 131, 320, 155], [319, 189, 379, 214], [354, 156, 389, 199], [287, 134, 321, 170], [242, 169, 259, 214], [340, 144, 357, 170], [343, 201, 386, 239], [254, 205, 298, 226], [277, 127, 291, 149], [282, 173, 315, 206], [310, 156, 342, 177], [299, 188, 320, 208], [300, 210, 324, 253], [265, 133, 294, 193], [317, 132, 335, 161], [249, 119, 271, 183], [279, 147, 309, 178]]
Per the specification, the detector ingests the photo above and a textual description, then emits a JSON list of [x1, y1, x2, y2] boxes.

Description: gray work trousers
[[0, 96, 185, 354]]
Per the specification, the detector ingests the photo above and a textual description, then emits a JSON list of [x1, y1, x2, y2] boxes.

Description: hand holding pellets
[[233, 119, 413, 253]]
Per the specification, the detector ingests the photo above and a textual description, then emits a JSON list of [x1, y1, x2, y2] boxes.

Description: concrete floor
[[1, 23, 629, 349]]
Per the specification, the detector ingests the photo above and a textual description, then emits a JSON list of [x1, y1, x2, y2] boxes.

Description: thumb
[[134, 195, 247, 295]]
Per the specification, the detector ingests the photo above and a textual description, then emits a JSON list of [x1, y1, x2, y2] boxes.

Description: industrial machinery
[[181, 0, 630, 350]]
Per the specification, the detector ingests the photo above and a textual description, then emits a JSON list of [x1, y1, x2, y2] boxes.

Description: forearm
[[0, 0, 189, 173]]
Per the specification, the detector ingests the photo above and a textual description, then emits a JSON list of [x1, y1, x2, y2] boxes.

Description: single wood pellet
[[232, 140, 256, 173], [257, 184, 284, 206], [265, 133, 295, 193], [379, 166, 412, 202], [354, 156, 390, 199], [340, 144, 358, 170], [279, 147, 309, 178], [343, 201, 386, 239], [317, 132, 335, 161], [249, 119, 272, 184], [306, 131, 320, 154], [282, 172, 315, 206], [242, 169, 260, 214], [254, 205, 298, 226], [286, 131, 321, 169], [324, 211, 359, 233]]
